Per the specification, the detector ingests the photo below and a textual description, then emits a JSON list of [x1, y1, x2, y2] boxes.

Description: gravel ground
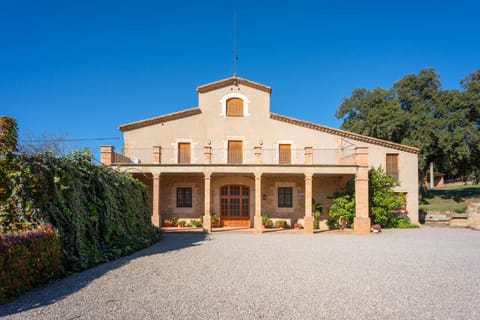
[[1, 227, 480, 320]]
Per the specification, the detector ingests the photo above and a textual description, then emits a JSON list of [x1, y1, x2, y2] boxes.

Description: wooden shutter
[[226, 98, 243, 116], [279, 144, 291, 164], [386, 154, 399, 182], [178, 143, 191, 164], [228, 141, 243, 164]]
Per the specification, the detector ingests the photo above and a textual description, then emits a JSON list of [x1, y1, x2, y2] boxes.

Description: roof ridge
[[119, 107, 201, 132], [196, 76, 272, 94], [270, 113, 419, 154]]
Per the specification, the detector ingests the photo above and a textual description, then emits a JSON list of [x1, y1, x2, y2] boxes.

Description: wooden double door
[[220, 185, 250, 227]]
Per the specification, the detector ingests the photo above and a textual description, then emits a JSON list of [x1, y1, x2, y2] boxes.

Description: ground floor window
[[176, 187, 192, 207], [278, 187, 293, 208], [395, 192, 407, 211]]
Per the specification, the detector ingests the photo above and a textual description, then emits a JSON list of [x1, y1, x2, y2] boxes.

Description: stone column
[[303, 173, 314, 234], [203, 172, 212, 234], [354, 147, 371, 234], [152, 173, 161, 228], [304, 147, 313, 165], [100, 146, 114, 165], [254, 172, 264, 234], [254, 146, 262, 164], [204, 146, 212, 164], [153, 146, 162, 164]]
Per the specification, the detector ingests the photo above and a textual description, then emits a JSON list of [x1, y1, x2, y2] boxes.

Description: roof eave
[[270, 113, 420, 154]]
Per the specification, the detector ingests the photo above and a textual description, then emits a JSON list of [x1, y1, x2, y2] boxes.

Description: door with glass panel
[[220, 185, 250, 227]]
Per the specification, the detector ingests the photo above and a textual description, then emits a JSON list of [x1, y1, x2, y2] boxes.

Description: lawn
[[420, 184, 480, 212]]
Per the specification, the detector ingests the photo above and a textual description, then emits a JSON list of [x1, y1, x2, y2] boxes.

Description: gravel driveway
[[1, 227, 480, 319]]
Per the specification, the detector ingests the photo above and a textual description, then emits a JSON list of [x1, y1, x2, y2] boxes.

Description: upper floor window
[[226, 98, 244, 117], [228, 140, 243, 164], [178, 143, 191, 164], [386, 154, 399, 183], [279, 144, 291, 164]]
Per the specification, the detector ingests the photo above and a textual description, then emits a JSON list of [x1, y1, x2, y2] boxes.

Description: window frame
[[226, 98, 244, 117], [277, 186, 293, 208], [176, 187, 193, 208], [386, 153, 399, 183], [177, 142, 191, 164], [278, 144, 292, 165]]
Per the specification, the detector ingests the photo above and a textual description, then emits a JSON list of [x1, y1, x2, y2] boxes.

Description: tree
[[19, 132, 71, 155], [336, 68, 480, 189]]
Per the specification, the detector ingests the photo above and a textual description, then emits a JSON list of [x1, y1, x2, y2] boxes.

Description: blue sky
[[1, 0, 479, 160]]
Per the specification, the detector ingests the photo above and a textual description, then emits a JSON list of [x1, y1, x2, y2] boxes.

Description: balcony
[[101, 146, 357, 166]]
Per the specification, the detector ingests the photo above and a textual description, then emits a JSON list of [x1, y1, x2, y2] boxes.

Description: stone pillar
[[354, 147, 371, 234], [254, 146, 262, 164], [304, 147, 313, 165], [303, 173, 314, 234], [254, 172, 264, 234], [152, 173, 161, 228], [100, 146, 114, 165], [203, 172, 212, 234], [153, 146, 162, 164], [204, 146, 212, 164]]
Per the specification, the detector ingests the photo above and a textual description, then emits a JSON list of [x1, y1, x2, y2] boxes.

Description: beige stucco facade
[[101, 76, 419, 234]]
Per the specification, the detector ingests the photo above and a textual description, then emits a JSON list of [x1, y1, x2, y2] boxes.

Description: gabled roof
[[119, 107, 201, 132], [270, 113, 420, 154], [196, 76, 272, 94]]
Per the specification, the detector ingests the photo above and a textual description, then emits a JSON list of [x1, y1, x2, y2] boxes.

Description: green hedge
[[0, 225, 63, 303], [38, 151, 161, 271]]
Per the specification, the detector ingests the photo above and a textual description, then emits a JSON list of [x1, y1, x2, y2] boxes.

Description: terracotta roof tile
[[119, 108, 201, 132], [196, 76, 272, 94], [270, 113, 419, 154]]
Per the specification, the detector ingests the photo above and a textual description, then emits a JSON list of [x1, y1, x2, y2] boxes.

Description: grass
[[420, 184, 480, 212]]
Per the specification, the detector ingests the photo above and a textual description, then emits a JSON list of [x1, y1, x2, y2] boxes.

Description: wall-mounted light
[[259, 139, 263, 146], [263, 194, 266, 200], [207, 139, 211, 145]]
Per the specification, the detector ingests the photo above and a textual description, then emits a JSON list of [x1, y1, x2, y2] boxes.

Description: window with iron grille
[[278, 187, 293, 208], [176, 187, 192, 208]]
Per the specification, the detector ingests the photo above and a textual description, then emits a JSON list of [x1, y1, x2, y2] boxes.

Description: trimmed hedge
[[0, 225, 63, 303]]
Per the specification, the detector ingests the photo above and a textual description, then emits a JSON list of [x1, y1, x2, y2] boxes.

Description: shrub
[[274, 220, 287, 228], [0, 225, 63, 303], [261, 214, 272, 228], [177, 220, 186, 227], [327, 194, 355, 228], [190, 219, 200, 227], [369, 167, 405, 226]]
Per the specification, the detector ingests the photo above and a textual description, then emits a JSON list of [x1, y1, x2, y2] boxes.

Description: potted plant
[[190, 219, 200, 228], [211, 214, 221, 227], [312, 199, 323, 230], [274, 220, 287, 228], [162, 220, 172, 227], [294, 223, 303, 229], [168, 216, 178, 227], [177, 220, 186, 228], [262, 214, 273, 228]]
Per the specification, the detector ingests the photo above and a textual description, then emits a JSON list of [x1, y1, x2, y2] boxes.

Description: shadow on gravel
[[0, 232, 208, 317]]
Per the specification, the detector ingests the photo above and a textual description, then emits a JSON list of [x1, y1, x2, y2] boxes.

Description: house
[[100, 76, 419, 234]]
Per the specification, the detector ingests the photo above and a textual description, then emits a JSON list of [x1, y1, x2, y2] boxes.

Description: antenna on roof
[[233, 8, 238, 77]]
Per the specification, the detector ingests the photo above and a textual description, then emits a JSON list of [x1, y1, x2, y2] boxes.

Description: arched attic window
[[226, 98, 244, 117]]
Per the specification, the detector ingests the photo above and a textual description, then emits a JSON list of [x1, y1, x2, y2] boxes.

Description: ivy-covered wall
[[1, 116, 161, 273]]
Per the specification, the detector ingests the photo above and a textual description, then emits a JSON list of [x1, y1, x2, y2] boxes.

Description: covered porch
[[117, 147, 370, 234]]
